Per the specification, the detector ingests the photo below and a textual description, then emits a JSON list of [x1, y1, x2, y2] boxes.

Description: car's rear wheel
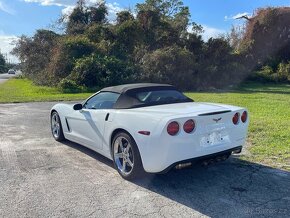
[[112, 132, 144, 180], [51, 111, 65, 141]]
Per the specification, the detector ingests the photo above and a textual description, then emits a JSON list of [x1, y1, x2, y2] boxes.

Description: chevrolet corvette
[[50, 83, 249, 180]]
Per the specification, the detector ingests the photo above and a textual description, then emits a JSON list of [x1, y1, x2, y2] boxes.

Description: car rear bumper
[[159, 145, 242, 173], [139, 136, 246, 173]]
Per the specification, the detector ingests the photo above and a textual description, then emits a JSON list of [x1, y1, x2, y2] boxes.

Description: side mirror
[[73, 103, 83, 110]]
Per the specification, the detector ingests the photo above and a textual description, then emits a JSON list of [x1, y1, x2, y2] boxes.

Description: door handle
[[105, 113, 110, 121]]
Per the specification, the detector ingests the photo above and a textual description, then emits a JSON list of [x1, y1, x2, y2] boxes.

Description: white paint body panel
[[51, 102, 249, 173]]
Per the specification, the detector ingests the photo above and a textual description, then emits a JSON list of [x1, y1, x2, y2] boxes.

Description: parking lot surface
[[0, 102, 289, 217]]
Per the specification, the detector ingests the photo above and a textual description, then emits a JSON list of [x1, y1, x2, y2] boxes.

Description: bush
[[58, 78, 82, 93], [247, 63, 290, 83], [70, 54, 132, 88], [140, 46, 197, 90], [62, 36, 96, 59], [277, 62, 290, 82]]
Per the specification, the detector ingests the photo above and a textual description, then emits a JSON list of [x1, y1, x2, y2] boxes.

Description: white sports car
[[51, 83, 249, 180]]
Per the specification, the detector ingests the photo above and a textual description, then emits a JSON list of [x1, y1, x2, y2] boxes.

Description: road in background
[[0, 102, 289, 217], [0, 71, 21, 84]]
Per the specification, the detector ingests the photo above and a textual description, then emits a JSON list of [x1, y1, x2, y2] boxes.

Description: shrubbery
[[69, 54, 133, 88], [249, 62, 290, 83], [140, 46, 197, 90], [12, 1, 290, 92], [58, 78, 82, 93]]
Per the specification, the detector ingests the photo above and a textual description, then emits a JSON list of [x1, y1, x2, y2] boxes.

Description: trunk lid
[[132, 102, 234, 116]]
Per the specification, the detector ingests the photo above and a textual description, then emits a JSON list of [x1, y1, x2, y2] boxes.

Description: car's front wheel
[[51, 111, 65, 142], [112, 132, 144, 180]]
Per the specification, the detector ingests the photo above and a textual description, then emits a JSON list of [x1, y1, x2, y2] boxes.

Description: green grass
[[0, 78, 94, 103], [185, 82, 290, 171], [0, 79, 289, 170]]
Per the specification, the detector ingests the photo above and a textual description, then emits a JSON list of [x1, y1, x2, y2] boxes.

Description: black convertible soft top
[[98, 83, 193, 109], [100, 83, 173, 94]]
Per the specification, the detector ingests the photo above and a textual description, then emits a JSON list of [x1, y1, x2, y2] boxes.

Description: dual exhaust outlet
[[174, 147, 242, 170]]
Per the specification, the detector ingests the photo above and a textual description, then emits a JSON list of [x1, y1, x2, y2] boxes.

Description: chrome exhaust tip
[[232, 148, 242, 154], [175, 162, 192, 170]]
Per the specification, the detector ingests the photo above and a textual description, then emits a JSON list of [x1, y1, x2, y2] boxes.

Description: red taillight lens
[[232, 113, 239, 125], [241, 111, 247, 123], [167, 121, 179, 136], [183, 119, 195, 133]]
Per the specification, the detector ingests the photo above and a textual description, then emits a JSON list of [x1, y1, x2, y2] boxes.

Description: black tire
[[51, 111, 65, 142], [112, 132, 145, 180]]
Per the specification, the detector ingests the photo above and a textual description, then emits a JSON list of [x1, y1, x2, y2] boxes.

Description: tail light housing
[[167, 121, 179, 136], [241, 111, 248, 123], [183, 119, 195, 133], [232, 113, 239, 125]]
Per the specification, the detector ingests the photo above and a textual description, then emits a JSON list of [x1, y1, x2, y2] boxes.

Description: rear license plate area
[[200, 131, 227, 147]]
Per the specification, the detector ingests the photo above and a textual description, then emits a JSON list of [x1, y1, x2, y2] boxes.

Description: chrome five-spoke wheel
[[112, 132, 144, 180], [51, 111, 65, 141], [114, 136, 134, 175], [51, 113, 60, 138]]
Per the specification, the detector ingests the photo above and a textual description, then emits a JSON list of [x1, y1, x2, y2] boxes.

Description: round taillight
[[167, 121, 179, 136], [232, 113, 239, 125], [183, 119, 195, 133], [241, 111, 247, 123]]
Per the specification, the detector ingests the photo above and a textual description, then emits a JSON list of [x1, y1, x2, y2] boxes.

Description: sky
[[0, 0, 289, 63]]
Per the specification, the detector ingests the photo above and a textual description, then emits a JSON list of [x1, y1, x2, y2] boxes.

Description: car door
[[67, 92, 120, 150]]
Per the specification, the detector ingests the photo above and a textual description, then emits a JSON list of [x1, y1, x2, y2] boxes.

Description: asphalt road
[[0, 73, 18, 84], [0, 102, 289, 218]]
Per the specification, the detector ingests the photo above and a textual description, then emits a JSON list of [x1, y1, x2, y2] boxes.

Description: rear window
[[114, 87, 193, 109], [128, 89, 193, 107], [135, 90, 189, 103]]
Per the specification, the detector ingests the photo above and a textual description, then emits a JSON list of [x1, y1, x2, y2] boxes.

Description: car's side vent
[[198, 110, 231, 116], [65, 118, 71, 132]]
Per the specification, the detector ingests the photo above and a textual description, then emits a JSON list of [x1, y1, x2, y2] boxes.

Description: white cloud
[[202, 25, 226, 41], [0, 1, 16, 15], [24, 0, 108, 7], [0, 32, 19, 63], [225, 12, 251, 21], [187, 24, 226, 41], [23, 0, 75, 7], [61, 5, 74, 17], [25, 0, 123, 22], [106, 2, 123, 22]]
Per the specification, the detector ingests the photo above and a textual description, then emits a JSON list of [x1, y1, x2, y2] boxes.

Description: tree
[[240, 7, 290, 68], [66, 0, 88, 34], [14, 0, 254, 91], [66, 1, 108, 35], [136, 0, 193, 50], [117, 11, 134, 24], [88, 2, 108, 24], [137, 0, 186, 18], [227, 25, 245, 52], [113, 20, 143, 59], [12, 30, 59, 84], [140, 45, 197, 90], [0, 53, 7, 73]]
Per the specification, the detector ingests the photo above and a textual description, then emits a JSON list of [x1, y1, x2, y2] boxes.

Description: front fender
[[50, 103, 75, 132]]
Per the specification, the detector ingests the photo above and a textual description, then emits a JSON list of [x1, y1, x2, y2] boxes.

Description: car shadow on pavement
[[133, 157, 290, 217], [61, 140, 115, 168], [61, 140, 290, 217]]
